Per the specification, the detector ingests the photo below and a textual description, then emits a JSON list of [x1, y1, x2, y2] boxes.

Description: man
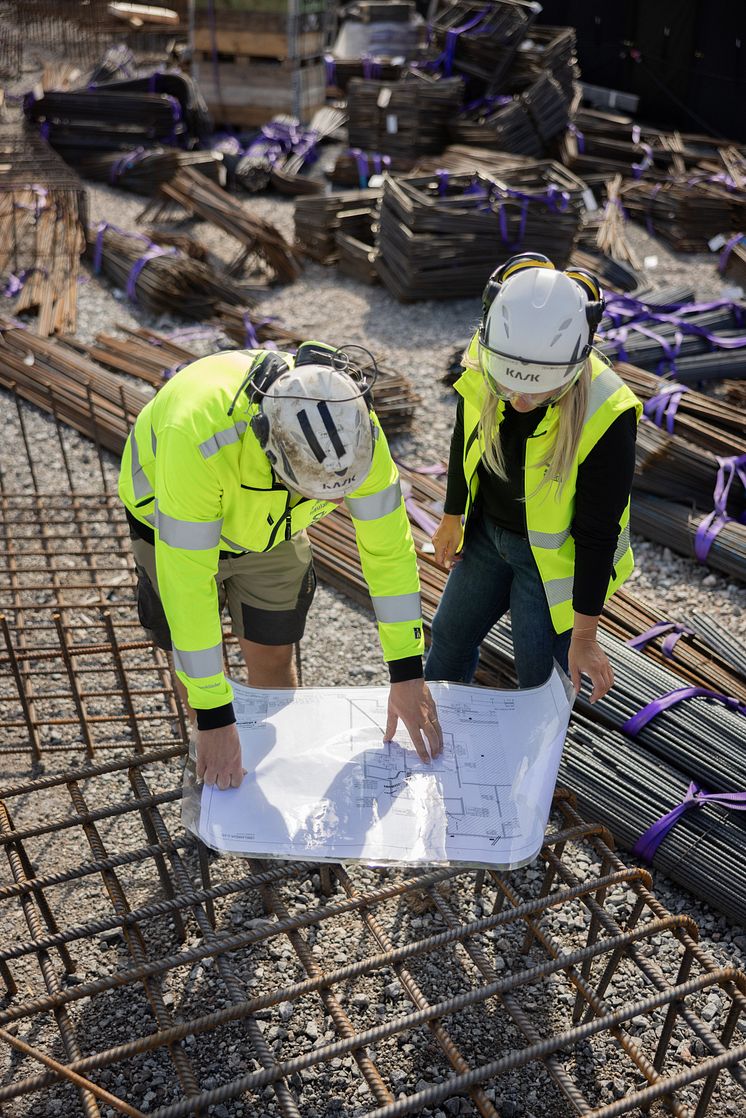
[[119, 340, 443, 788]]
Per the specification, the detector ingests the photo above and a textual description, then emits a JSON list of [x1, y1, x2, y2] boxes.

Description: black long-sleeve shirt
[[444, 399, 638, 616]]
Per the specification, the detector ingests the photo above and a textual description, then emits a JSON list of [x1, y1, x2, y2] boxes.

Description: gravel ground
[[1, 100, 745, 1117]]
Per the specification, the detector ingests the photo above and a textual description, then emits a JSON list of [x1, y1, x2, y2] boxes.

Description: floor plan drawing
[[190, 669, 574, 868]]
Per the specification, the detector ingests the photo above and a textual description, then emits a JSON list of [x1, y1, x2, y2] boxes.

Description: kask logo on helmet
[[504, 367, 540, 383]]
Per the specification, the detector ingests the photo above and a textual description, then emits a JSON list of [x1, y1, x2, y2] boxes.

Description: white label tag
[[386, 113, 398, 134], [377, 87, 392, 109], [708, 234, 726, 251], [367, 173, 385, 188], [644, 255, 659, 268], [581, 188, 598, 212], [721, 284, 744, 299]]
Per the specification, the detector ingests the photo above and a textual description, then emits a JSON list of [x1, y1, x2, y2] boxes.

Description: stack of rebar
[[634, 420, 745, 516], [617, 362, 745, 455], [0, 133, 87, 336], [559, 711, 746, 927], [620, 175, 746, 252], [327, 149, 414, 188], [294, 188, 381, 264], [630, 493, 746, 581], [0, 18, 23, 80], [74, 147, 226, 194], [503, 24, 579, 101], [141, 167, 302, 283], [598, 291, 746, 382], [0, 318, 147, 453], [449, 72, 572, 156], [335, 207, 380, 284], [86, 223, 253, 318], [375, 166, 583, 301], [25, 86, 196, 156], [430, 0, 538, 87], [346, 74, 464, 159]]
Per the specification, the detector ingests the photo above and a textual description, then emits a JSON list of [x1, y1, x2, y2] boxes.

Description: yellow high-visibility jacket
[[455, 343, 642, 633], [119, 349, 423, 711]]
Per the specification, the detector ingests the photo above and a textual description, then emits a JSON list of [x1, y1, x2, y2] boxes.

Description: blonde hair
[[464, 348, 591, 499]]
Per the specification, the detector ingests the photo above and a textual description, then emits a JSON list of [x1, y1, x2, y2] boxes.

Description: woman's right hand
[[432, 513, 464, 569]]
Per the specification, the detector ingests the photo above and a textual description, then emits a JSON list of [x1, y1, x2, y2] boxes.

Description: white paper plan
[[189, 668, 574, 869]]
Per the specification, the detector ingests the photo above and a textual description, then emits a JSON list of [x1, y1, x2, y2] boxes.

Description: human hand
[[196, 723, 247, 789], [432, 513, 463, 569], [385, 679, 443, 763], [568, 637, 614, 703]]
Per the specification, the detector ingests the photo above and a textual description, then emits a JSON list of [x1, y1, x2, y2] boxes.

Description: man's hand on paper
[[196, 723, 247, 790], [385, 679, 443, 763]]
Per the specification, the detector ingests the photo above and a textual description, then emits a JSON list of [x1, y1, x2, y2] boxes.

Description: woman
[[425, 253, 641, 702]]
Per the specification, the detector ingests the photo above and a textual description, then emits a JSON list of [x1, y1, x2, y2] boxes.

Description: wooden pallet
[[194, 21, 324, 59]]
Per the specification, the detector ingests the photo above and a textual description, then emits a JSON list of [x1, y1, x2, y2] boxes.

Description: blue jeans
[[425, 511, 571, 688]]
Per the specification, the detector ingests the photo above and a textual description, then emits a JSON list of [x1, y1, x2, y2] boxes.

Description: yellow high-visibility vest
[[119, 349, 423, 710], [454, 343, 642, 633]]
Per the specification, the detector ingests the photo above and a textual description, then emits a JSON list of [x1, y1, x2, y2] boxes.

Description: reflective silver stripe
[[155, 502, 223, 550], [544, 575, 574, 608], [528, 526, 571, 549], [585, 369, 620, 423], [198, 421, 247, 459], [220, 533, 247, 553], [151, 427, 157, 456], [129, 433, 153, 502], [143, 512, 155, 526], [172, 643, 223, 679], [345, 481, 402, 521], [371, 592, 421, 624], [614, 521, 630, 566]]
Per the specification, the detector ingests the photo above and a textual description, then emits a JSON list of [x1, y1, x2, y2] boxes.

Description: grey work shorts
[[130, 531, 316, 650]]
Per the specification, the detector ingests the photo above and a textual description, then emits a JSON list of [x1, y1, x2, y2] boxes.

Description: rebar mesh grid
[[1, 385, 745, 1117], [1, 767, 745, 1118]]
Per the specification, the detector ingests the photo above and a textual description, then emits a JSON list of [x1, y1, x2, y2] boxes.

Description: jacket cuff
[[388, 655, 424, 683], [196, 702, 236, 731]]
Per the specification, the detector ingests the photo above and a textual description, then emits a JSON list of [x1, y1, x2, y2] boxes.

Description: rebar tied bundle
[[346, 74, 464, 159], [25, 88, 193, 156], [294, 188, 381, 264], [597, 291, 746, 383], [430, 0, 538, 87], [559, 712, 746, 928], [141, 167, 302, 284], [449, 72, 572, 157], [621, 175, 746, 253], [86, 223, 252, 318], [75, 147, 226, 195], [375, 166, 583, 301], [631, 492, 746, 582], [0, 133, 87, 336]]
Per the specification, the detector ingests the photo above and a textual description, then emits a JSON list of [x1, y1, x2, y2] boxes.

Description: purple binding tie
[[633, 780, 746, 862], [626, 621, 694, 658], [643, 382, 687, 433], [693, 453, 746, 563], [623, 686, 746, 737], [718, 232, 745, 274], [126, 246, 179, 303]]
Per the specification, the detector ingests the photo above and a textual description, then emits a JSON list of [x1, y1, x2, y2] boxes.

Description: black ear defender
[[245, 353, 291, 447], [564, 267, 605, 334], [480, 252, 555, 322]]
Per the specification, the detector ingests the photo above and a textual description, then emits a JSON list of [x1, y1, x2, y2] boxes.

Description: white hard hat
[[261, 363, 374, 498], [478, 266, 597, 401]]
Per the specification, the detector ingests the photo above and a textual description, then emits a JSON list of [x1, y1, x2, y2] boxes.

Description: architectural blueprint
[[188, 668, 574, 868]]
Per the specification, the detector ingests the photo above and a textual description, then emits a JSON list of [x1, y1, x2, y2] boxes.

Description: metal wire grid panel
[[1, 779, 746, 1117], [1, 389, 746, 1115]]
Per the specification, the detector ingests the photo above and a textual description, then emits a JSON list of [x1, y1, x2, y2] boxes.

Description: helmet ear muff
[[481, 253, 555, 324], [248, 353, 291, 449], [564, 268, 605, 333]]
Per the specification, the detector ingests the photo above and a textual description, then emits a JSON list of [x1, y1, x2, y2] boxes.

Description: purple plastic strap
[[718, 232, 745, 274], [632, 141, 653, 179], [633, 780, 746, 862], [126, 246, 178, 303], [3, 273, 24, 298], [623, 686, 746, 737], [443, 8, 489, 76], [349, 147, 368, 188], [404, 495, 440, 536], [437, 170, 449, 196], [693, 453, 746, 562], [626, 620, 693, 658], [643, 381, 687, 433], [324, 53, 336, 86]]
